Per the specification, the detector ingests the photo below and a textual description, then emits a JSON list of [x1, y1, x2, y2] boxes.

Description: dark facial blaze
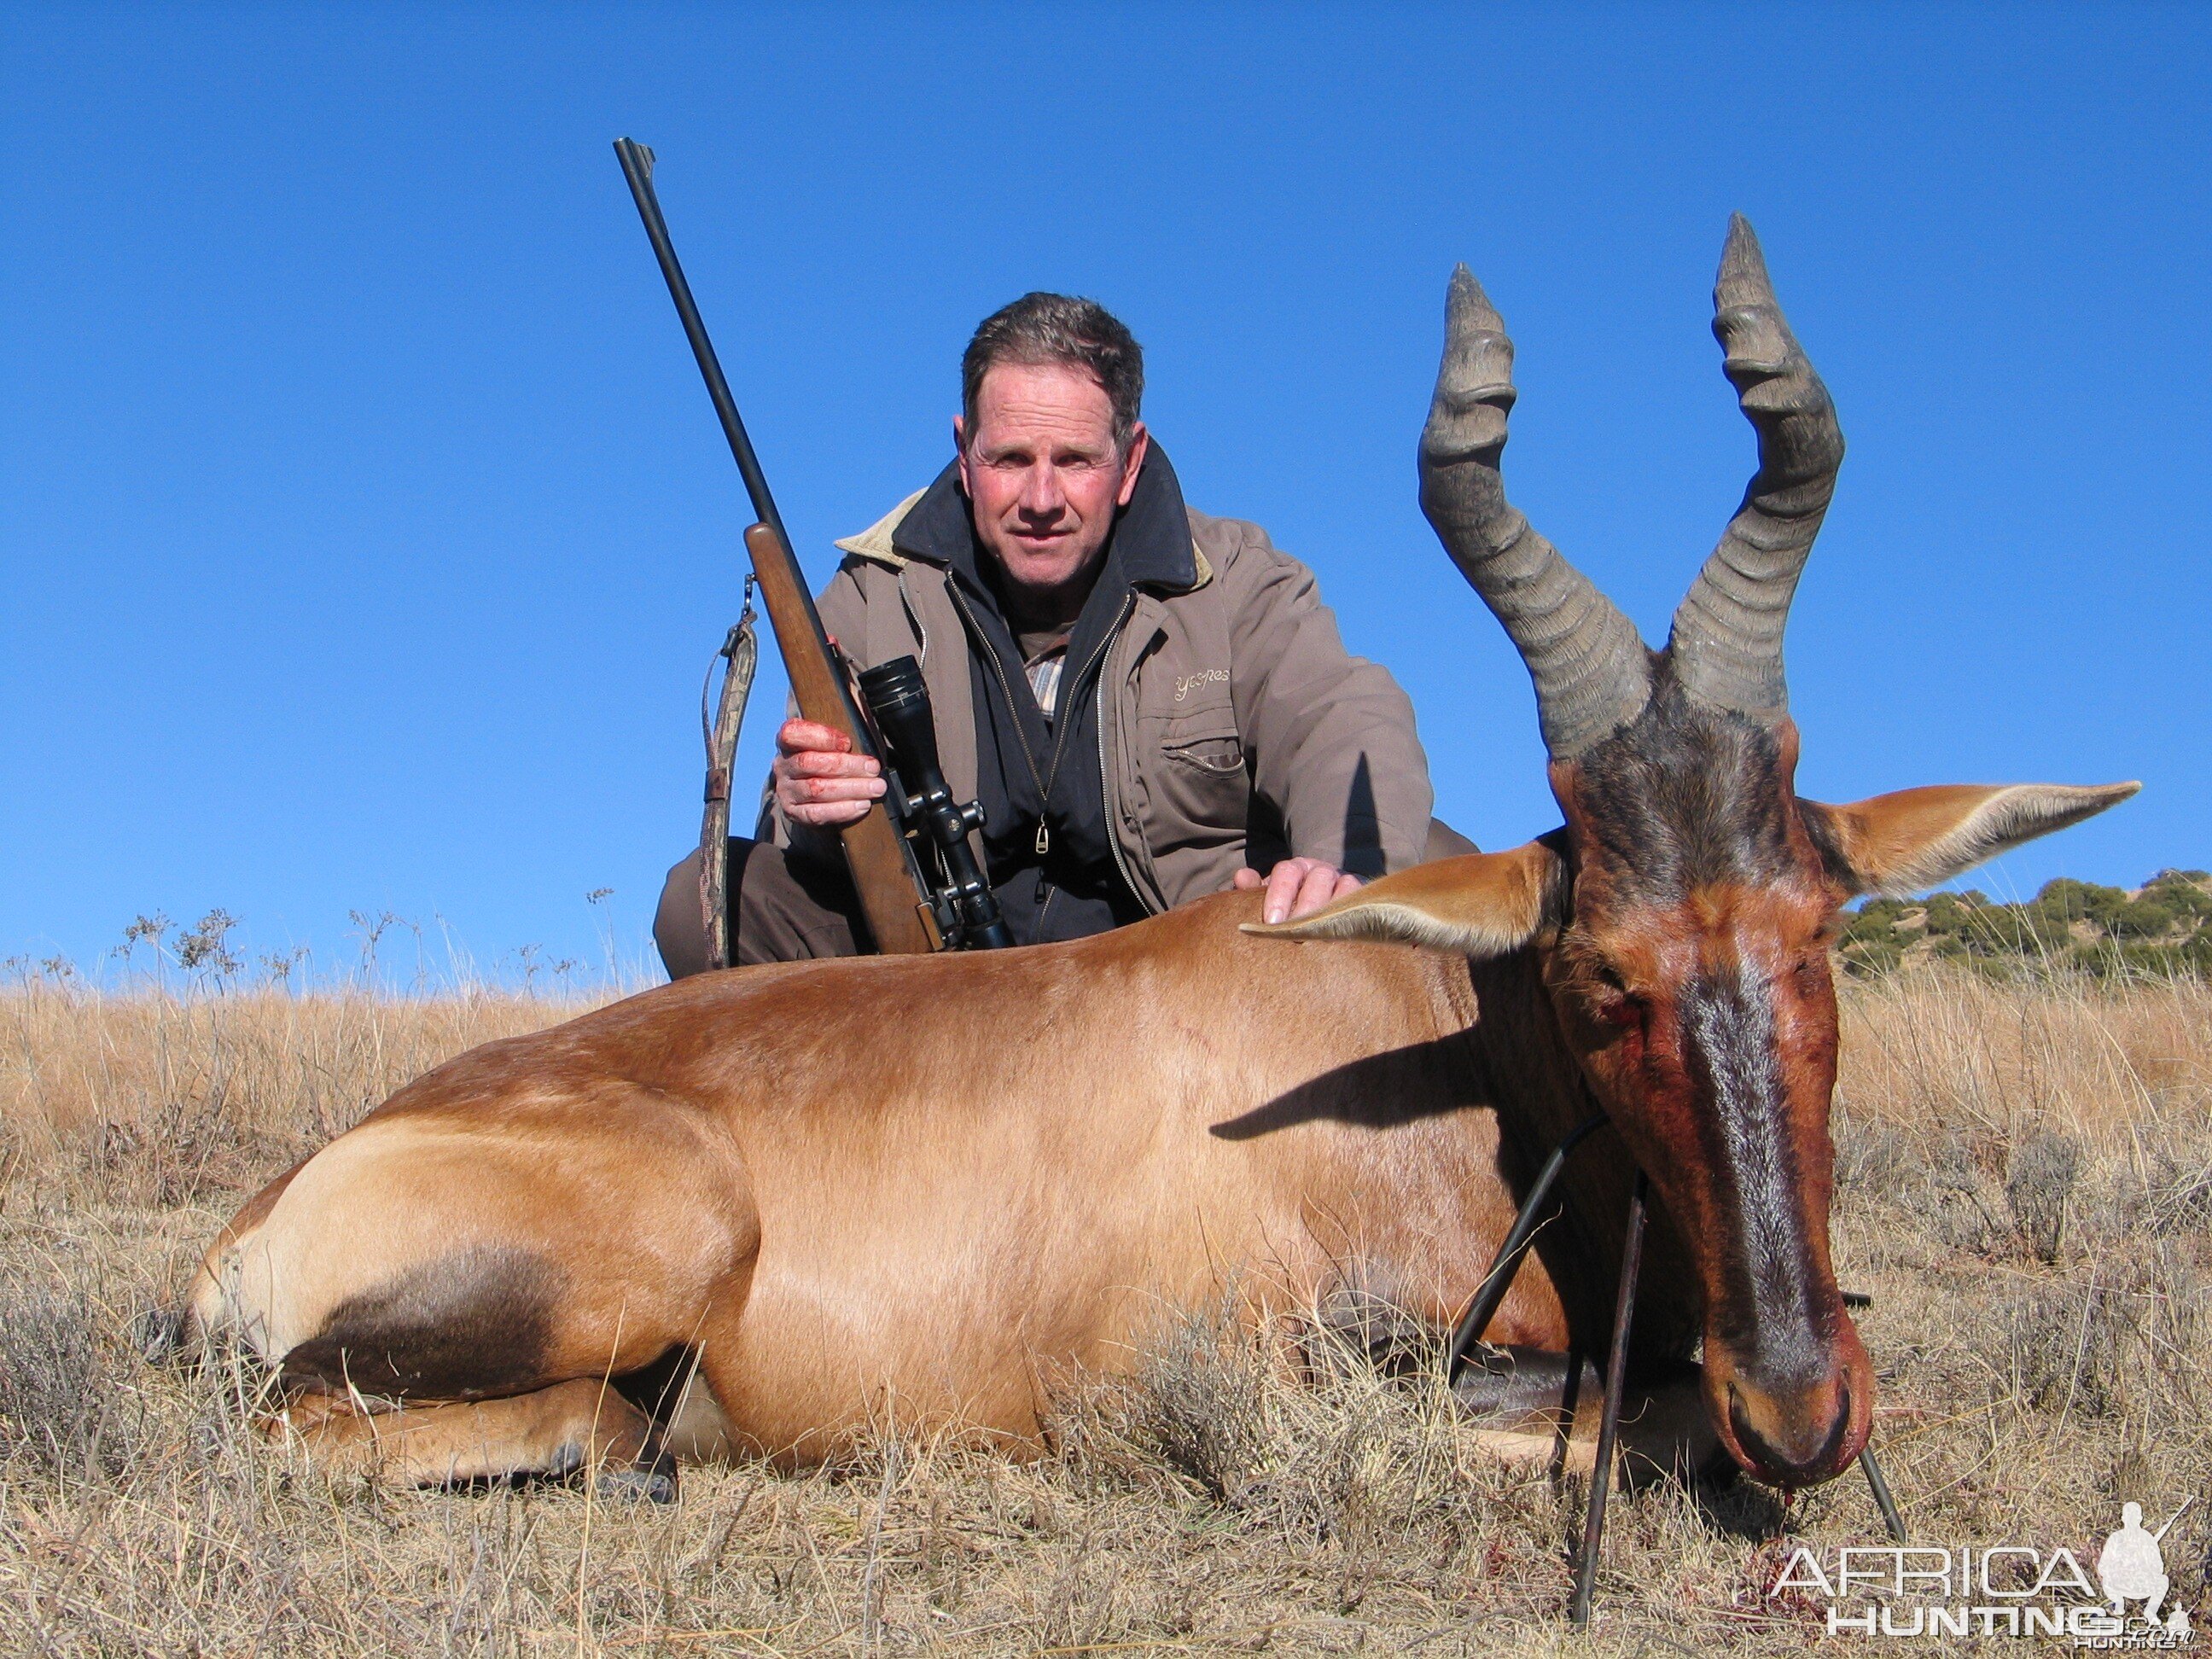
[[1545, 674, 1872, 1486]]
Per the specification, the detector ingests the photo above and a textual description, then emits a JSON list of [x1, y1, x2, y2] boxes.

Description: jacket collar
[[834, 444, 1211, 595]]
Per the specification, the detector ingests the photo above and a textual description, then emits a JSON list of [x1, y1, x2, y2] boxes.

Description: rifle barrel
[[613, 139, 795, 556]]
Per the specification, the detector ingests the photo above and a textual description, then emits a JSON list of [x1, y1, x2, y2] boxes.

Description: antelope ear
[[1241, 842, 1563, 957], [1801, 782, 2140, 898]]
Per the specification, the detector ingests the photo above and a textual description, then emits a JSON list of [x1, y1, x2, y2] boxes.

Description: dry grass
[[0, 965, 2206, 1654]]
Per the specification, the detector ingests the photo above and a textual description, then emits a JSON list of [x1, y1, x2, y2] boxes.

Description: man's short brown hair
[[962, 293, 1144, 449]]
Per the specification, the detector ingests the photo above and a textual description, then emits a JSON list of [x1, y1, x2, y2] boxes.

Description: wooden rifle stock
[[742, 524, 937, 955], [614, 135, 936, 956]]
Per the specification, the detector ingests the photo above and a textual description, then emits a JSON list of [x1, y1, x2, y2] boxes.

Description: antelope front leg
[[273, 1380, 679, 1502], [1453, 1347, 1725, 1487]]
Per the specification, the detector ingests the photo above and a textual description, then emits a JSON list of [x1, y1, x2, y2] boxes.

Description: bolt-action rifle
[[614, 138, 1011, 958]]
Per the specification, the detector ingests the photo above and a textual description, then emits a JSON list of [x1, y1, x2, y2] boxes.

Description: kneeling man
[[657, 292, 1456, 972]]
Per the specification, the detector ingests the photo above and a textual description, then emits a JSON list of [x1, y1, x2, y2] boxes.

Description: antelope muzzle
[[1659, 959, 1873, 1486]]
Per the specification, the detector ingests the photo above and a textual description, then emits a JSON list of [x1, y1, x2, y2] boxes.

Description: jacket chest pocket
[[1143, 701, 1248, 838]]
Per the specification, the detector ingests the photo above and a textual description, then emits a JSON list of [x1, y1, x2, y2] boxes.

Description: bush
[[1840, 870, 2211, 979], [2005, 1131, 2081, 1263], [0, 1269, 147, 1479]]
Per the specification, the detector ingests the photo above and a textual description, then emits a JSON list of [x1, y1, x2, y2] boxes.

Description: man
[[656, 292, 1454, 973]]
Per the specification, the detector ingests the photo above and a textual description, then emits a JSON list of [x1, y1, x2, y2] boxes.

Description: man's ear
[[1800, 782, 2140, 898], [1242, 841, 1563, 957], [1115, 422, 1150, 507]]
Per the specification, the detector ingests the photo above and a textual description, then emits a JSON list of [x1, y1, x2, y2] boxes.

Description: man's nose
[[1017, 463, 1066, 518]]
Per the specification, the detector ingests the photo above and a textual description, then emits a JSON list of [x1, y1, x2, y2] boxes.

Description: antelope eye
[[1588, 971, 1643, 1026], [1596, 994, 1644, 1029]]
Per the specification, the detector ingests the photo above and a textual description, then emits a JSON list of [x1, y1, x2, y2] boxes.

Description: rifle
[[614, 137, 932, 958], [615, 139, 1013, 959]]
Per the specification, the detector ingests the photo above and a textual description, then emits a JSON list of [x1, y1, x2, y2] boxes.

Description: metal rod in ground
[[1447, 1114, 1608, 1382], [1570, 1167, 1649, 1627], [1860, 1446, 1906, 1543]]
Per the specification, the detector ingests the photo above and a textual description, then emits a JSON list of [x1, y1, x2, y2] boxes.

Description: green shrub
[[1840, 870, 2209, 980]]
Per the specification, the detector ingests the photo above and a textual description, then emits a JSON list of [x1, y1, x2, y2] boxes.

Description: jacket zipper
[[898, 568, 931, 667], [947, 584, 1131, 861], [1095, 647, 1152, 913], [1050, 594, 1134, 856], [946, 585, 1046, 839]]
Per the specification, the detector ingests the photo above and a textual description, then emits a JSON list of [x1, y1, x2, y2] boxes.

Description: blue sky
[[4, 3, 2205, 982]]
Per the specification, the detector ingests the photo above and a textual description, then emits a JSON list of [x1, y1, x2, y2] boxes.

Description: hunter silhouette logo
[[2098, 1502, 2194, 1640], [1772, 1499, 2197, 1645]]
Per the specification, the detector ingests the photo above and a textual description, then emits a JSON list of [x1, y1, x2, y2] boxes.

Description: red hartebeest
[[177, 218, 2133, 1499]]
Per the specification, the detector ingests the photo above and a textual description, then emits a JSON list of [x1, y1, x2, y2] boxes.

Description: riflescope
[[855, 656, 1014, 951]]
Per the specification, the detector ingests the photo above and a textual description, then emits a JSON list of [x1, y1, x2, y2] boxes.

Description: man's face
[[955, 361, 1149, 611]]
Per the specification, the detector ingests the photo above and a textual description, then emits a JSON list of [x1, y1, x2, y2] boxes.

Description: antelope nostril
[[1728, 1381, 1854, 1483], [1726, 1384, 1768, 1462]]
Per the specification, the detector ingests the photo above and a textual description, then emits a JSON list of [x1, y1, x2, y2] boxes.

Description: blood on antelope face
[[1249, 216, 2136, 1487], [1550, 690, 1868, 1484]]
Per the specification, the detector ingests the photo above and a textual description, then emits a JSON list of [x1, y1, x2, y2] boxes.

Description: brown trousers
[[653, 841, 868, 978], [653, 820, 1479, 981]]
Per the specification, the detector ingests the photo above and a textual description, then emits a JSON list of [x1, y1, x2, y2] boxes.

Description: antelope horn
[[1421, 266, 1651, 758], [1667, 215, 1844, 725]]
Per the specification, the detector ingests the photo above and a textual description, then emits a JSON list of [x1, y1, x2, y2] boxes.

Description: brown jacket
[[774, 492, 1434, 915]]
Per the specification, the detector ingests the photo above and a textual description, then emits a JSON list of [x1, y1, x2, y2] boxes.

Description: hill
[[1841, 868, 2212, 977]]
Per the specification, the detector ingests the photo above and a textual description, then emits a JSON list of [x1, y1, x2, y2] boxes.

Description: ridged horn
[[1420, 265, 1650, 758], [1666, 215, 1844, 725]]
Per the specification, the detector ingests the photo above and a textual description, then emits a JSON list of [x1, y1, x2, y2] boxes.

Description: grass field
[[0, 963, 2206, 1655]]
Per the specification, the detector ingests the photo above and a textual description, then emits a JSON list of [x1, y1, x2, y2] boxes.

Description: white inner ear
[[1260, 903, 1471, 952], [1240, 846, 1564, 958], [1863, 783, 2140, 896], [1242, 897, 1545, 958]]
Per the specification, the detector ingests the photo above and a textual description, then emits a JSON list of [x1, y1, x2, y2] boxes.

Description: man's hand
[[1233, 858, 1362, 926], [773, 718, 885, 828]]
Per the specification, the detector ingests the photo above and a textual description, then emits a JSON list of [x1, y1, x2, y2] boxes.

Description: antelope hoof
[[595, 1458, 679, 1505]]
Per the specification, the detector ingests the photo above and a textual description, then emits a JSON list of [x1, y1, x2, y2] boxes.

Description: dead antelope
[[177, 217, 2132, 1501]]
